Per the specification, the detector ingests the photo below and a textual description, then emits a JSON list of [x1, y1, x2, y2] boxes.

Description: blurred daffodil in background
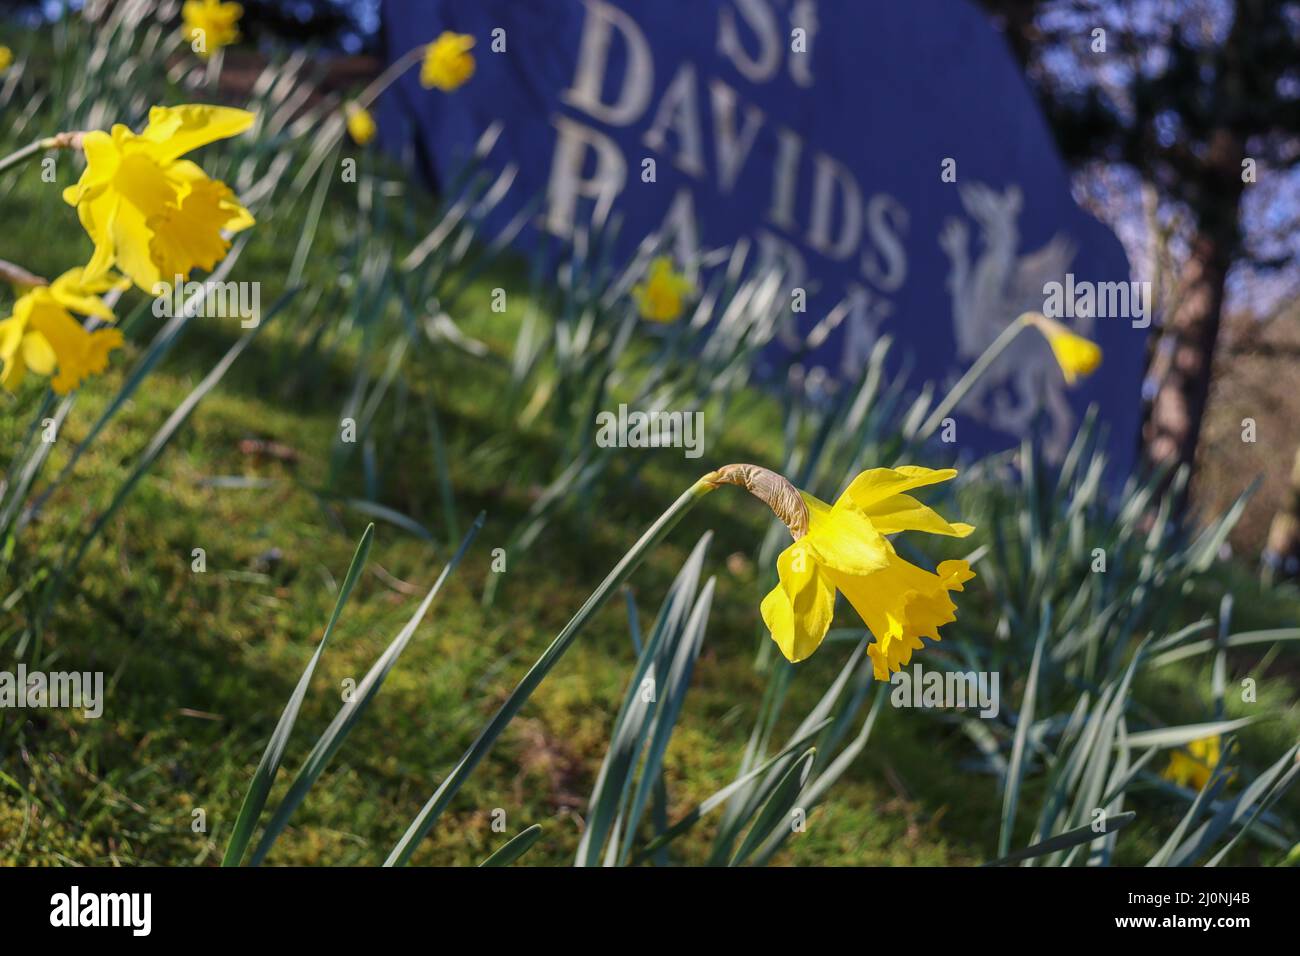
[[706, 464, 975, 675], [182, 0, 243, 60], [633, 256, 694, 322], [0, 45, 13, 74], [0, 267, 127, 394], [345, 102, 377, 146], [1163, 735, 1229, 791], [420, 31, 476, 91], [1024, 311, 1102, 384], [62, 105, 256, 292]]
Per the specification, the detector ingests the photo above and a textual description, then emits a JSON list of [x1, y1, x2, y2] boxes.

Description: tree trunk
[[1141, 230, 1233, 473], [1141, 127, 1244, 481]]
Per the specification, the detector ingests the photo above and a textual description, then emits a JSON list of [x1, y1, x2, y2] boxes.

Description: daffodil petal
[[55, 266, 128, 296], [839, 466, 958, 510], [935, 560, 976, 591], [863, 493, 974, 538], [48, 269, 117, 321], [803, 503, 890, 575], [111, 198, 163, 291], [74, 188, 121, 281], [0, 317, 26, 387], [761, 541, 836, 663], [20, 330, 56, 375], [141, 105, 255, 163], [62, 130, 120, 208]]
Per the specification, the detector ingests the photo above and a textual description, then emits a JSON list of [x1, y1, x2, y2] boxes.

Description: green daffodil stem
[[385, 476, 718, 866], [0, 132, 83, 175], [357, 44, 428, 110], [0, 139, 48, 175], [287, 44, 427, 197], [914, 313, 1032, 442]]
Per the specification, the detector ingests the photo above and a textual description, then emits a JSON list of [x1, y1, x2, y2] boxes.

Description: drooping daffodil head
[[0, 45, 14, 74], [633, 256, 695, 323], [420, 31, 476, 91], [0, 267, 129, 394], [182, 0, 243, 60], [1022, 311, 1102, 385], [706, 464, 975, 679], [61, 104, 256, 293]]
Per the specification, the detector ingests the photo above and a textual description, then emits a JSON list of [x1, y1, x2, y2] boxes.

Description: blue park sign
[[379, 0, 1149, 472]]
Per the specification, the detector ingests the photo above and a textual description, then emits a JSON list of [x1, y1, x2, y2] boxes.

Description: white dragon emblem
[[939, 182, 1089, 462]]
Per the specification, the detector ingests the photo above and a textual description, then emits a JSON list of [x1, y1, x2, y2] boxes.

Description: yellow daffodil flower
[[0, 45, 13, 74], [182, 0, 243, 60], [1023, 312, 1102, 384], [706, 464, 975, 676], [633, 257, 694, 322], [345, 102, 377, 146], [420, 31, 476, 91], [62, 104, 256, 293], [1163, 735, 1229, 791], [0, 267, 128, 394]]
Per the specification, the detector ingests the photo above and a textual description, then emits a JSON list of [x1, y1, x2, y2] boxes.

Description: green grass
[[3, 100, 1300, 868], [0, 309, 995, 865]]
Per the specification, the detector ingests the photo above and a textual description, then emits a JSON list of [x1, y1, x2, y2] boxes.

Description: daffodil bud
[[1021, 311, 1102, 384]]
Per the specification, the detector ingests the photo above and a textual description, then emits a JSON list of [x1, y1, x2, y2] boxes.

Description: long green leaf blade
[[222, 524, 374, 866], [480, 825, 543, 867]]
